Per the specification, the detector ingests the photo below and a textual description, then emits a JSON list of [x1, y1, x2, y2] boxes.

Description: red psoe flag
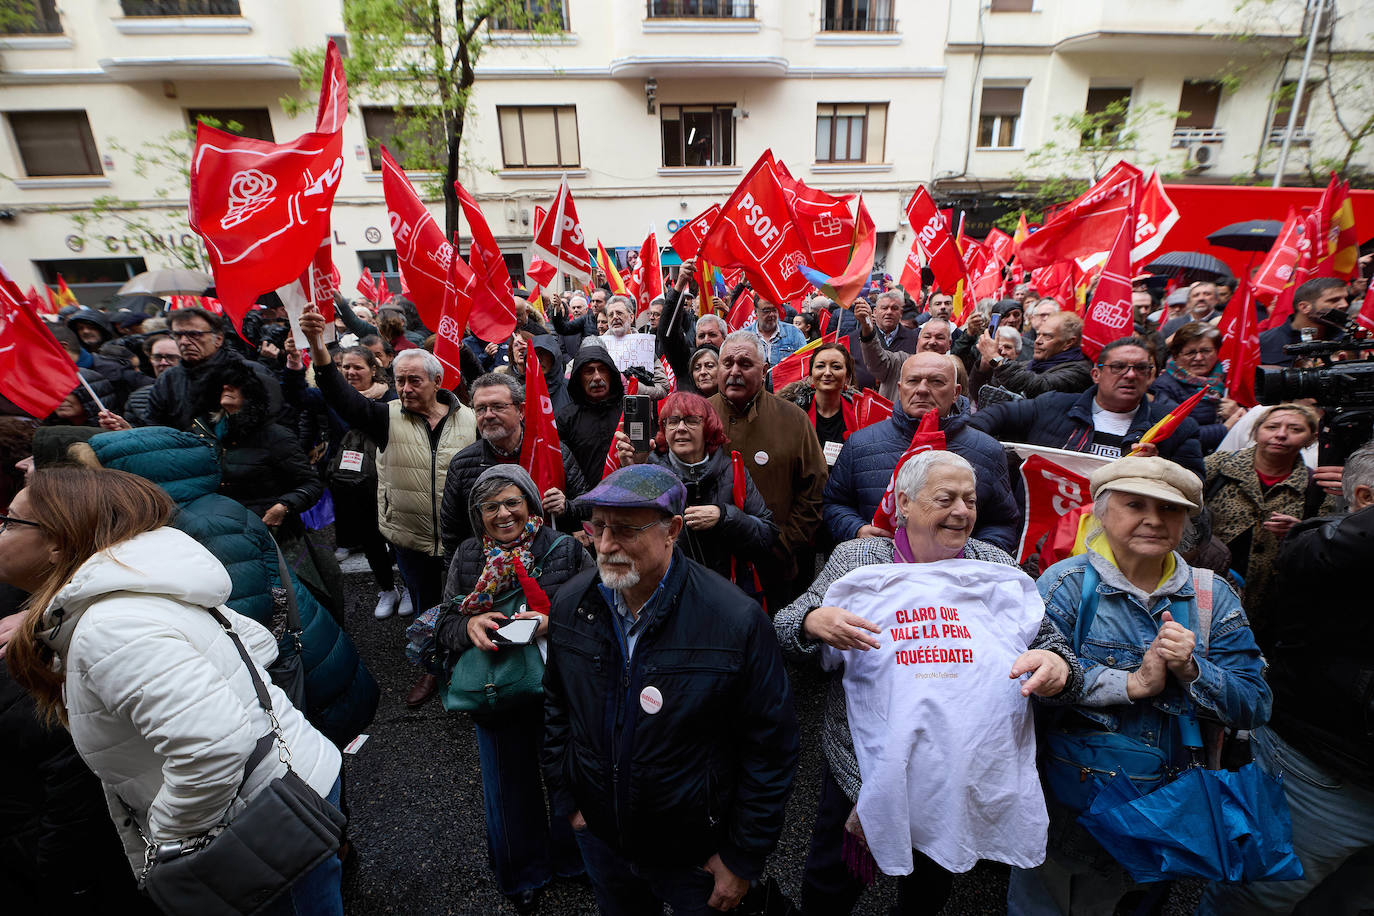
[[603, 411, 625, 482], [1015, 161, 1142, 270], [189, 40, 346, 333], [906, 187, 968, 301], [0, 264, 79, 418], [670, 204, 721, 260], [629, 232, 663, 315], [854, 389, 893, 430], [432, 234, 473, 391], [699, 150, 813, 305], [1217, 277, 1260, 408], [380, 146, 457, 330], [519, 358, 565, 494], [527, 257, 557, 290], [872, 409, 946, 532], [357, 268, 379, 302], [1016, 454, 1091, 565], [726, 289, 756, 331], [1080, 217, 1137, 362], [1252, 208, 1304, 300], [532, 176, 592, 283], [454, 182, 517, 343], [1356, 276, 1374, 334], [775, 167, 855, 278]]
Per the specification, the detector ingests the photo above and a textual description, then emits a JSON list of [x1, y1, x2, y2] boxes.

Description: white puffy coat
[[37, 526, 342, 871]]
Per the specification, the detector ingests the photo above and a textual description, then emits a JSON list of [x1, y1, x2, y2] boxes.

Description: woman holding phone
[[434, 465, 593, 913]]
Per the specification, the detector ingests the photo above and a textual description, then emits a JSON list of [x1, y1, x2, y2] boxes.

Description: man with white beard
[[541, 465, 799, 915]]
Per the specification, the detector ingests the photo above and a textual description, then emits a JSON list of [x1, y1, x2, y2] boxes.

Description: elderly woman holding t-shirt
[[776, 450, 1082, 915]]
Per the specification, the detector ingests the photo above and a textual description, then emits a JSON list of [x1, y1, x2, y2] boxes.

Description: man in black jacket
[[555, 342, 624, 487], [543, 465, 799, 914], [969, 337, 1205, 477], [439, 372, 588, 559], [1199, 443, 1374, 913]]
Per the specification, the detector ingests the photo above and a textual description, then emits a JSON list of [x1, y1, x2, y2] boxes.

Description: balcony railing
[[1268, 127, 1312, 146], [820, 16, 897, 32], [646, 1, 755, 18], [1171, 127, 1226, 147], [3, 0, 61, 33], [121, 0, 242, 16]]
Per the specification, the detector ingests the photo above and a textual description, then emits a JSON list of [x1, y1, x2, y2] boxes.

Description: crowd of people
[[0, 251, 1372, 916]]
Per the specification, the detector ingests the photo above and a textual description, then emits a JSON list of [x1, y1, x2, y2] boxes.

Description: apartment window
[[2, 0, 61, 33], [361, 107, 446, 171], [497, 105, 580, 169], [816, 103, 887, 163], [35, 257, 146, 285], [646, 1, 755, 19], [187, 108, 275, 142], [503, 253, 526, 288], [490, 0, 567, 30], [120, 1, 242, 14], [990, 0, 1035, 10], [821, 0, 896, 32], [1269, 80, 1317, 144], [661, 105, 735, 167], [1175, 81, 1222, 130], [1083, 87, 1131, 146], [6, 111, 102, 177], [977, 87, 1023, 149]]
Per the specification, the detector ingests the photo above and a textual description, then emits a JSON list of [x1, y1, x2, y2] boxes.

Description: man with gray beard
[[542, 465, 799, 915]]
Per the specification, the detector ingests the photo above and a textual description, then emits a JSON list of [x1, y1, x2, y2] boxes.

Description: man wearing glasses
[[439, 372, 588, 560], [971, 337, 1204, 477], [543, 464, 799, 916]]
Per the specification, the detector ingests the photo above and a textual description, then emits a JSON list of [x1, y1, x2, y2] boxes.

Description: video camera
[[1255, 331, 1374, 465]]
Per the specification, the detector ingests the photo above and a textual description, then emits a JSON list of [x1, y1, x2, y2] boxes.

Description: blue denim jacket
[[758, 321, 807, 367], [1039, 551, 1271, 762]]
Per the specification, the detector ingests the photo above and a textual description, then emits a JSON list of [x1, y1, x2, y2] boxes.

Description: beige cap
[[1088, 456, 1202, 513]]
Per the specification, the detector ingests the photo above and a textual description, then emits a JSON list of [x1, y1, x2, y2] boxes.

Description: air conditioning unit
[[1185, 140, 1222, 170]]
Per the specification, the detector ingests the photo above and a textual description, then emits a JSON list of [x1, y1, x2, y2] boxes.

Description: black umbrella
[[1144, 251, 1234, 282], [1206, 219, 1283, 253], [107, 293, 166, 316]]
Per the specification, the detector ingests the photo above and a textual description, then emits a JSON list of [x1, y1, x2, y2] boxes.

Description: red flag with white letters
[[626, 232, 664, 315], [1016, 162, 1142, 270], [699, 151, 813, 304], [189, 40, 346, 333], [532, 176, 592, 283], [775, 167, 855, 278], [906, 187, 968, 300], [726, 289, 756, 331], [670, 205, 722, 260], [380, 147, 464, 330], [0, 264, 79, 418], [1016, 454, 1091, 565], [1217, 277, 1260, 407], [432, 234, 473, 391], [1080, 217, 1136, 362], [520, 356, 565, 493], [455, 182, 517, 342], [1252, 208, 1304, 301]]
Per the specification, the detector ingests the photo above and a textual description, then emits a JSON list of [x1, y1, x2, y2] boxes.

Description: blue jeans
[[1197, 726, 1374, 915], [575, 824, 716, 916], [475, 704, 584, 896], [260, 776, 344, 916], [393, 545, 444, 613]]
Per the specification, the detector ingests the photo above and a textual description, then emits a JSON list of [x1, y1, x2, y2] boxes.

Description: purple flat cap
[[576, 464, 686, 516]]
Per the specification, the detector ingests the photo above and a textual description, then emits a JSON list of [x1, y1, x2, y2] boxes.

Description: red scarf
[[809, 393, 858, 440]]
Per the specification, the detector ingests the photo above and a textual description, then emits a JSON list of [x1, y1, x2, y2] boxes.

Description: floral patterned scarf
[[458, 516, 544, 616], [1164, 357, 1226, 403]]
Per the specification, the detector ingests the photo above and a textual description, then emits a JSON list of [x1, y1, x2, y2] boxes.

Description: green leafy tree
[[289, 0, 565, 238], [0, 1, 48, 35]]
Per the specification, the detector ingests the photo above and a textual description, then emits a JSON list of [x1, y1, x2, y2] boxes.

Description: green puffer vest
[[376, 397, 476, 556]]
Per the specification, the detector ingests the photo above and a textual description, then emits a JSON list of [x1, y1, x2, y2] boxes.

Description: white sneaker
[[334, 547, 352, 562], [373, 589, 400, 619], [396, 586, 415, 617]]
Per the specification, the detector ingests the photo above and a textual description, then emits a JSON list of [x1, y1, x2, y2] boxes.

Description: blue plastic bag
[[300, 489, 335, 530]]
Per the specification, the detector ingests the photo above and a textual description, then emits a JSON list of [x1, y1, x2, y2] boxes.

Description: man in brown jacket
[[710, 330, 828, 605]]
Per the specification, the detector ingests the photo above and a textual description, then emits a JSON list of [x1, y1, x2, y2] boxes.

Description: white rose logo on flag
[[437, 314, 463, 345], [1093, 298, 1132, 332], [221, 169, 278, 230]]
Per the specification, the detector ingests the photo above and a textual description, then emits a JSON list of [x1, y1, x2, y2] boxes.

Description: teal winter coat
[[88, 427, 379, 747]]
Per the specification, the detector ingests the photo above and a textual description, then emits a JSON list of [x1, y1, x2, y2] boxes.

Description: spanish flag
[[1130, 388, 1207, 454], [769, 328, 840, 388], [1012, 211, 1030, 252], [1329, 177, 1359, 281], [55, 274, 78, 308], [696, 258, 715, 316], [596, 240, 627, 295]]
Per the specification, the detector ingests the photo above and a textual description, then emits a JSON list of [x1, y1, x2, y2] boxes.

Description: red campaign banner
[[188, 41, 347, 333], [699, 150, 813, 304], [380, 146, 468, 331], [1217, 277, 1260, 407], [1080, 217, 1136, 361], [0, 264, 80, 418], [872, 409, 945, 531], [519, 357, 565, 494], [670, 204, 722, 260], [905, 187, 967, 295], [1016, 161, 1142, 271], [531, 176, 592, 282], [1016, 453, 1090, 565], [432, 233, 473, 391], [455, 181, 516, 342]]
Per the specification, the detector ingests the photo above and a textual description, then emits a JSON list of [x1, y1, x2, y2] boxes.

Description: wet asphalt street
[[335, 557, 1200, 916]]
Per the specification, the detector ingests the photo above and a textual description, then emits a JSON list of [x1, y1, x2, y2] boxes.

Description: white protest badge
[[753, 450, 769, 466], [338, 450, 365, 473], [639, 685, 663, 715], [823, 440, 843, 466]]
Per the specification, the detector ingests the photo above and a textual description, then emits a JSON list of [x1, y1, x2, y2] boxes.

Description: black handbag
[[269, 545, 307, 711], [124, 606, 346, 916]]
